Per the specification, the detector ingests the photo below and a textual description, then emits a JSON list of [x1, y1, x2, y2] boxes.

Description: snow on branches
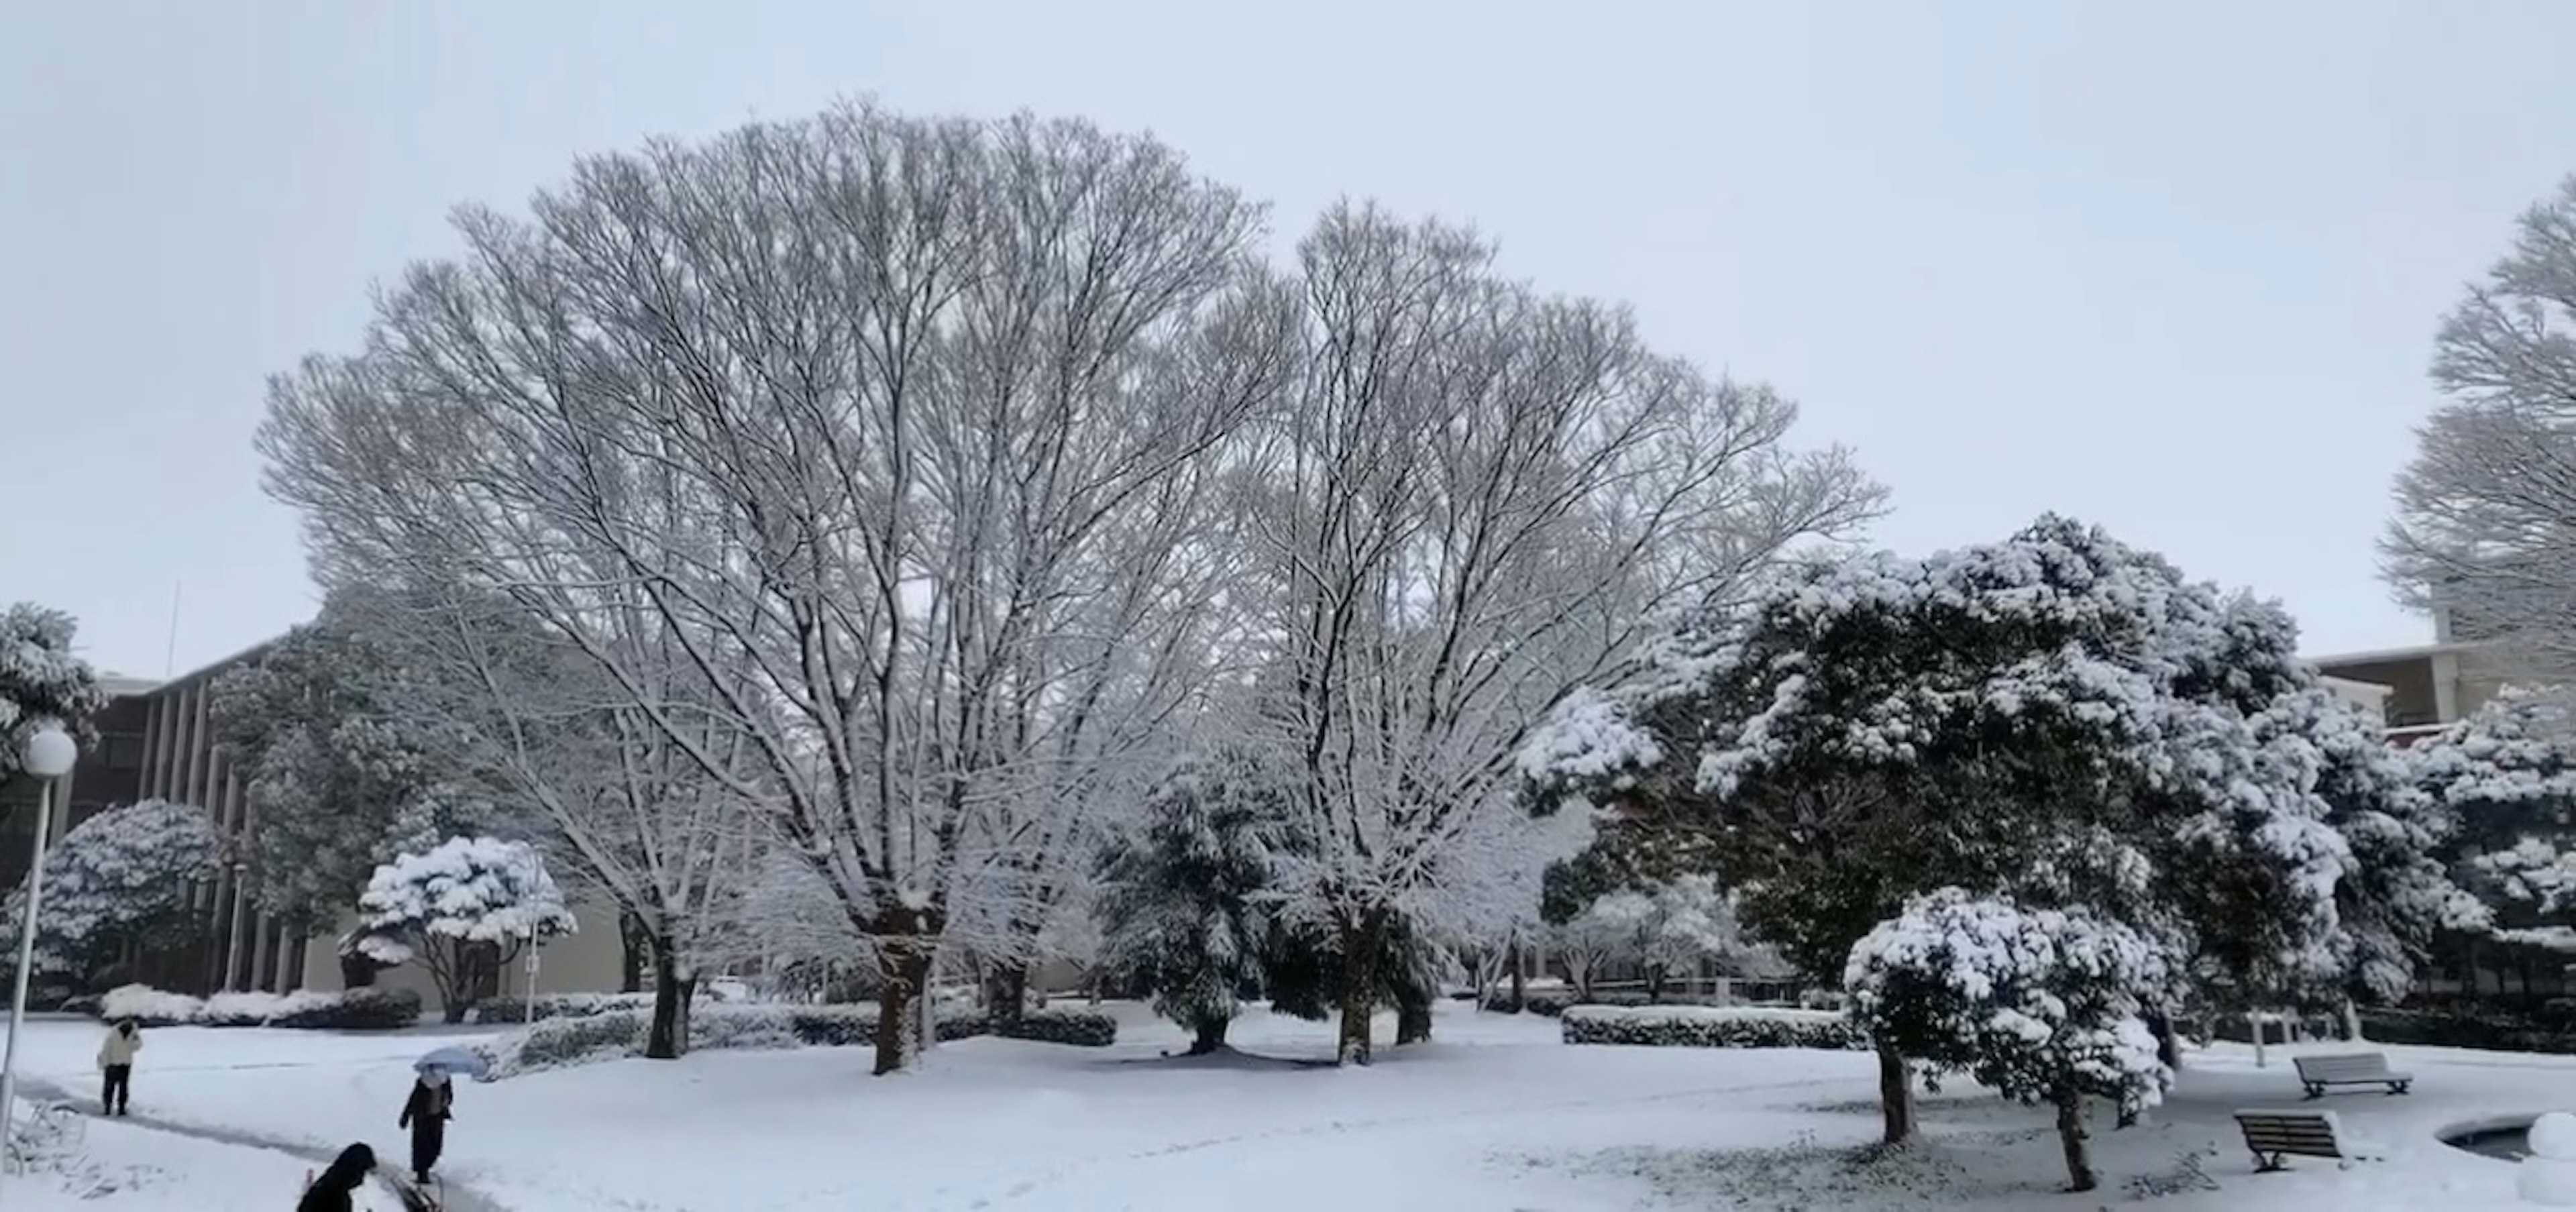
[[1, 800, 215, 977], [2414, 690, 2576, 950], [1093, 755, 1282, 1052], [1522, 514, 2462, 1036], [0, 602, 105, 781], [1847, 889, 2173, 1191], [358, 836, 574, 1022]]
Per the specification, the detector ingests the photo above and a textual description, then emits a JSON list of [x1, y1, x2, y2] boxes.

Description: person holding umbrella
[[398, 1054, 467, 1187]]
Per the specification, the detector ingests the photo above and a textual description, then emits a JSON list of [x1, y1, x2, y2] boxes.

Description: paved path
[[19, 1075, 504, 1211]]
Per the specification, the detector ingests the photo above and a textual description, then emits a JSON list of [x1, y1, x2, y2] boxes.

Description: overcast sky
[[3, 0, 2566, 679]]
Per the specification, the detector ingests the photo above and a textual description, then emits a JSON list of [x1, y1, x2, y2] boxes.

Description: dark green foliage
[[1560, 1007, 1868, 1050], [1095, 753, 1283, 1048]]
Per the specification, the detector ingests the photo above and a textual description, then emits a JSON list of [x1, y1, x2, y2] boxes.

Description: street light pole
[[1, 727, 78, 1192]]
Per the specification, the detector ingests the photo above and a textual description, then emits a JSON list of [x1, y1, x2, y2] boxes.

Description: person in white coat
[[96, 1018, 141, 1116]]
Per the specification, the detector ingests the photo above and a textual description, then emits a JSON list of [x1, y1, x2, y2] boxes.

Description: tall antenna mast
[[163, 582, 182, 679]]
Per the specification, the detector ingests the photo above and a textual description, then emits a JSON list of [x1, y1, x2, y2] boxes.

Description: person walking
[[95, 1017, 141, 1116], [297, 1142, 376, 1212], [397, 1065, 455, 1186]]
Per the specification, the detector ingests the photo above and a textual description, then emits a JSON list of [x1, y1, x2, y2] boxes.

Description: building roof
[[2306, 639, 2483, 667]]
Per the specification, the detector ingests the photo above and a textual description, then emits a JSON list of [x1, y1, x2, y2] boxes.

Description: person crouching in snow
[[297, 1142, 376, 1212], [398, 1065, 455, 1185], [96, 1017, 140, 1116]]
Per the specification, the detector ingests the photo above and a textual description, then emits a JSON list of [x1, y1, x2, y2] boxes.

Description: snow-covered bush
[[1560, 1005, 1866, 1050], [356, 836, 575, 1023], [1847, 889, 2175, 1192], [476, 1001, 1117, 1077], [469, 990, 744, 1025], [97, 984, 421, 1030], [1, 801, 216, 985]]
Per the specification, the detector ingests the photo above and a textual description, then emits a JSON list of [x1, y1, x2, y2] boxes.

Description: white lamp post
[[1, 727, 77, 1188]]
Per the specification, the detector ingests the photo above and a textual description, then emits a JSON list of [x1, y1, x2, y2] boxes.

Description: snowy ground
[[3, 1003, 2566, 1210], [0, 1099, 354, 1211]]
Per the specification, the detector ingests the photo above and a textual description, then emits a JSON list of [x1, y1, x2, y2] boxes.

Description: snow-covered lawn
[[4, 1003, 2567, 1209], [3, 1102, 340, 1211]]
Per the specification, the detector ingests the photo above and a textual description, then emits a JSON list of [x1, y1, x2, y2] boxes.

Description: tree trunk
[[1187, 1017, 1228, 1056], [1396, 989, 1434, 1046], [2343, 999, 2365, 1043], [1509, 946, 1527, 1012], [1646, 967, 1666, 1005], [1876, 1042, 1917, 1145], [2054, 1079, 2096, 1192], [619, 912, 647, 995], [983, 962, 1029, 1027], [2147, 1008, 2180, 1070], [645, 933, 696, 1060], [873, 942, 932, 1077], [1336, 914, 1383, 1066]]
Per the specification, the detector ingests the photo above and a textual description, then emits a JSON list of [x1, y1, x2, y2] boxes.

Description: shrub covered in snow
[[1, 800, 217, 982], [356, 836, 576, 1023], [475, 1001, 1120, 1077], [96, 984, 421, 1030], [468, 989, 743, 1025], [1560, 1005, 1866, 1050]]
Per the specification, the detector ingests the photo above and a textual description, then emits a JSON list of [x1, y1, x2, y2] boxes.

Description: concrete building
[[2309, 607, 2512, 744], [32, 644, 627, 1010]]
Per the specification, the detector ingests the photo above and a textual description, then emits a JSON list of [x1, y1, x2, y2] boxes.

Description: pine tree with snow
[[1, 800, 215, 985], [1522, 515, 2466, 1145], [0, 603, 105, 783], [1847, 889, 2177, 1192], [1094, 755, 1284, 1054], [356, 836, 575, 1022]]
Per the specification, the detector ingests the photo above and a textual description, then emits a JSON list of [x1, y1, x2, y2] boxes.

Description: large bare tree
[[259, 102, 1279, 1075], [1242, 204, 1884, 1064], [2386, 176, 2576, 685]]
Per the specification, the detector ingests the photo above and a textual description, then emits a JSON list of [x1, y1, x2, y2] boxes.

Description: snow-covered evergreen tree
[[356, 836, 575, 1022], [1, 800, 215, 983], [1094, 755, 1283, 1054], [209, 608, 464, 946], [2412, 690, 2576, 956], [0, 603, 105, 782], [1522, 515, 2464, 1145], [1847, 889, 2176, 1193]]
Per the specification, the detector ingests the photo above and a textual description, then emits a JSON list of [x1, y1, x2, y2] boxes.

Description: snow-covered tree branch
[[2384, 176, 2576, 685]]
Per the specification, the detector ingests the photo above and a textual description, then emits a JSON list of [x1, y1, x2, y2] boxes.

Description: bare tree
[[336, 583, 767, 1058], [2386, 176, 2576, 684], [1242, 204, 1884, 1064], [258, 102, 1279, 1075]]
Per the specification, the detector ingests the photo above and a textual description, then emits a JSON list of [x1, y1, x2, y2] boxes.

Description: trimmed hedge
[[95, 985, 423, 1031], [2358, 1007, 2576, 1056], [1560, 1005, 1868, 1050], [480, 1002, 1120, 1077]]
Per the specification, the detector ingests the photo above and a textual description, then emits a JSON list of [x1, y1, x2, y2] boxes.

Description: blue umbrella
[[414, 1046, 489, 1081]]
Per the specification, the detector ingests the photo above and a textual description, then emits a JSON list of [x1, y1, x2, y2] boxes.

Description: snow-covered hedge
[[472, 985, 750, 1024], [477, 1003, 1121, 1077], [1559, 1005, 1868, 1050], [97, 984, 422, 1030]]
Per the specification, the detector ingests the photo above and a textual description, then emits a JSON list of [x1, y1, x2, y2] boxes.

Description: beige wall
[[299, 899, 632, 1015]]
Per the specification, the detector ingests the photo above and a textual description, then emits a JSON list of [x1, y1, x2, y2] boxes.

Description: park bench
[[2234, 1109, 2372, 1172], [2292, 1051, 2413, 1099]]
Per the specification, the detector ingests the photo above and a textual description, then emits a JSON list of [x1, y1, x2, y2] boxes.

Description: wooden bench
[[2235, 1110, 2354, 1172], [2293, 1052, 2413, 1098]]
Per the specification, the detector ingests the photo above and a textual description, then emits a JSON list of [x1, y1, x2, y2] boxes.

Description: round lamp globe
[[21, 728, 76, 779]]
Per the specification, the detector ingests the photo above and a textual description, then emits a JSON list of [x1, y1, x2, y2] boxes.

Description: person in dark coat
[[398, 1067, 455, 1185], [297, 1142, 374, 1212]]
